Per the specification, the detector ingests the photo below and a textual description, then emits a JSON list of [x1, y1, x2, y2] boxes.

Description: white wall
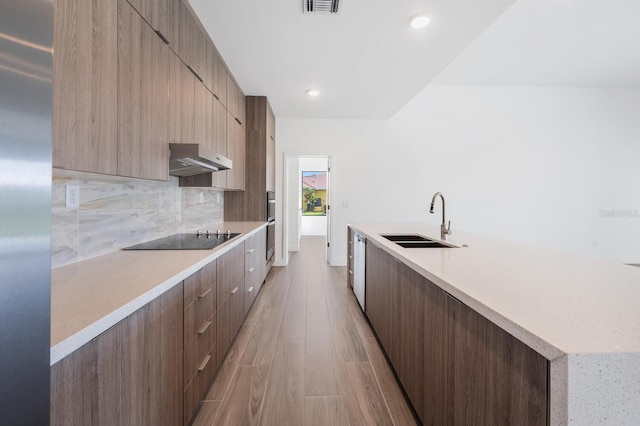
[[276, 85, 640, 265]]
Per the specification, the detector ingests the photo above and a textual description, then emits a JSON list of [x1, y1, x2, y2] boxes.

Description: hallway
[[192, 236, 417, 425]]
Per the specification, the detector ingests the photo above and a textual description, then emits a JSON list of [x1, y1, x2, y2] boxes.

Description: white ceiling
[[189, 0, 640, 119], [433, 0, 640, 87], [188, 0, 516, 119]]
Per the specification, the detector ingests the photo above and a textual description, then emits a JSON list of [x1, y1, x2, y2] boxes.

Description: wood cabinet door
[[452, 301, 548, 426], [117, 0, 170, 180], [226, 76, 238, 119], [235, 119, 246, 191], [258, 227, 268, 286], [126, 283, 183, 426], [51, 284, 183, 426], [215, 282, 244, 366], [365, 243, 400, 364], [224, 113, 238, 189], [266, 102, 276, 192], [202, 37, 216, 94], [347, 227, 354, 289], [365, 243, 389, 350], [172, 0, 191, 64], [126, 0, 169, 42], [168, 53, 195, 146], [213, 53, 228, 107], [194, 80, 214, 151], [398, 263, 426, 419], [420, 282, 455, 425], [217, 242, 245, 308], [237, 87, 246, 126], [216, 295, 232, 365], [53, 0, 118, 175], [212, 97, 227, 157]]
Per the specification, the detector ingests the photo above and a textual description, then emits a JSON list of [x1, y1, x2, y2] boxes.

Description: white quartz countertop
[[351, 223, 640, 361], [50, 222, 266, 365]]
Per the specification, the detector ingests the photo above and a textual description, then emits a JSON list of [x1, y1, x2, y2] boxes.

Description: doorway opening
[[284, 154, 332, 264], [301, 169, 327, 235]]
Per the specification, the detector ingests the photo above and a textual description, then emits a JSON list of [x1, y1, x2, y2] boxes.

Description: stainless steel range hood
[[169, 143, 232, 177]]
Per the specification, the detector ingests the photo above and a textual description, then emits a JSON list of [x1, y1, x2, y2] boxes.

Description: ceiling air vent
[[304, 0, 340, 14]]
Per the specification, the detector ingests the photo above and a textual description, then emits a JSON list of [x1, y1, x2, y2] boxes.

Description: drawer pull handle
[[246, 248, 255, 254], [198, 288, 212, 299], [349, 270, 353, 274], [187, 65, 203, 83], [247, 286, 254, 293], [348, 255, 353, 259], [155, 30, 169, 45], [444, 290, 462, 304], [248, 267, 255, 273], [230, 286, 239, 294], [198, 355, 211, 372], [198, 321, 212, 335]]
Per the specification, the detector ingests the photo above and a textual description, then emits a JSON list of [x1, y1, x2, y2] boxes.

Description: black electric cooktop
[[123, 231, 241, 250]]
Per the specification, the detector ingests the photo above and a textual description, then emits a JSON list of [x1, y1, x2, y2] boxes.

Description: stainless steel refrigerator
[[0, 0, 52, 424]]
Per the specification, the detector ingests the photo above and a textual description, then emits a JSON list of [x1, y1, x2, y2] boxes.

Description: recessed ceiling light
[[410, 14, 430, 30], [307, 89, 320, 97]]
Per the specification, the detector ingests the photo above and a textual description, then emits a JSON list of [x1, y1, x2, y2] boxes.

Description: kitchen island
[[350, 223, 640, 426]]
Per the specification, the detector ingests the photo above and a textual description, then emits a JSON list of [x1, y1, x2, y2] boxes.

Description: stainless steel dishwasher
[[353, 232, 366, 310]]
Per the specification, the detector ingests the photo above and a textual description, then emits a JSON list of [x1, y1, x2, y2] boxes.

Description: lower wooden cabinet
[[347, 226, 354, 289], [364, 241, 548, 426], [183, 259, 218, 424], [259, 226, 269, 284], [216, 241, 246, 367], [51, 283, 184, 426], [244, 233, 262, 314], [51, 233, 271, 426]]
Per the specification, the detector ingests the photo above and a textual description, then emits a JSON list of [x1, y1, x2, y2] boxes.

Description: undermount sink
[[382, 234, 431, 242], [381, 234, 458, 248]]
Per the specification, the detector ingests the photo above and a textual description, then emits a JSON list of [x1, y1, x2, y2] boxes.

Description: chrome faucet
[[430, 192, 452, 240]]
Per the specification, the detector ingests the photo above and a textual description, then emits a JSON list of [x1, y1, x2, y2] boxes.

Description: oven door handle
[[267, 221, 275, 226]]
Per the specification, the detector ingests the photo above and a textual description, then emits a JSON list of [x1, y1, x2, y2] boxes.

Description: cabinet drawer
[[184, 312, 216, 388], [217, 243, 244, 307], [183, 342, 216, 426], [244, 234, 256, 252], [184, 283, 216, 347], [184, 260, 217, 308]]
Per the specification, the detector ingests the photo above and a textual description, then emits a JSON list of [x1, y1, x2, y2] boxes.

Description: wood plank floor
[[193, 236, 418, 426]]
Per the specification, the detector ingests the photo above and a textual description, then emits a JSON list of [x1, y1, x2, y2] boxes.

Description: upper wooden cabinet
[[194, 81, 214, 152], [54, 0, 245, 182], [172, 2, 210, 91], [117, 0, 170, 180], [225, 76, 246, 125], [224, 97, 276, 221], [212, 49, 228, 105], [53, 0, 118, 175], [224, 113, 246, 191], [226, 74, 238, 122], [237, 86, 246, 126], [179, 85, 229, 189], [126, 0, 170, 43], [266, 104, 276, 192], [168, 53, 195, 146]]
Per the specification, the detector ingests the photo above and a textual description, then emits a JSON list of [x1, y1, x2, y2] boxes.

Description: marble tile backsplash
[[52, 171, 224, 268]]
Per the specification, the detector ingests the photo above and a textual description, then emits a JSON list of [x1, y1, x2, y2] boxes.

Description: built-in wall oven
[[266, 191, 275, 262]]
